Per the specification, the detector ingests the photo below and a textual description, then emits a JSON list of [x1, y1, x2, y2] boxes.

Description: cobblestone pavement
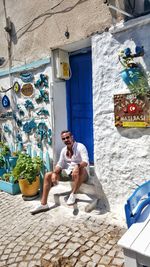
[[0, 191, 126, 267]]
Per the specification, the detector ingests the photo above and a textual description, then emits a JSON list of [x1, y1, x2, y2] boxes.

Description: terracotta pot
[[19, 176, 40, 196]]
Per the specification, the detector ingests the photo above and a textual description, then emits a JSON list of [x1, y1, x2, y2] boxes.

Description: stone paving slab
[[0, 191, 126, 267]]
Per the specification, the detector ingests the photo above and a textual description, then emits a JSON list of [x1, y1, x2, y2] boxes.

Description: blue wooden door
[[66, 51, 94, 163]]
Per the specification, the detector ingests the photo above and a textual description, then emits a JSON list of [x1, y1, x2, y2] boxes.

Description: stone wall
[[0, 0, 111, 68]]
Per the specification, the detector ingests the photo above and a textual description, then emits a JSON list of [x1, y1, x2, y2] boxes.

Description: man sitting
[[30, 130, 89, 214]]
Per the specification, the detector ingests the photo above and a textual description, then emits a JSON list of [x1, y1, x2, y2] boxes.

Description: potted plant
[[119, 46, 149, 96], [0, 154, 6, 177], [0, 143, 11, 171], [0, 141, 5, 150], [0, 172, 20, 195], [0, 156, 5, 168], [12, 153, 43, 196], [0, 144, 11, 158]]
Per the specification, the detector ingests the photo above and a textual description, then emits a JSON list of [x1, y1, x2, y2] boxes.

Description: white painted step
[[49, 181, 105, 213]]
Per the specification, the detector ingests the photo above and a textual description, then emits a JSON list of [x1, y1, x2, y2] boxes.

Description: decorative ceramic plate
[[21, 83, 34, 97], [20, 72, 34, 83]]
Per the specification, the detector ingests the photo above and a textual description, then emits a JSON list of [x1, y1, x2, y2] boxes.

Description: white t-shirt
[[56, 142, 89, 175]]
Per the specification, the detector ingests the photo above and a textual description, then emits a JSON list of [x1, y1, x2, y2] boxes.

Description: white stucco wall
[[92, 20, 150, 213], [52, 81, 68, 165]]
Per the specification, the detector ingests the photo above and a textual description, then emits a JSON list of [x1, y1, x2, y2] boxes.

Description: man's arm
[[52, 148, 64, 182], [55, 148, 65, 170], [78, 143, 89, 166], [73, 143, 89, 173]]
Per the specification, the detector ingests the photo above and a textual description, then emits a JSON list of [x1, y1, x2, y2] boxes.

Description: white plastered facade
[[92, 15, 150, 213]]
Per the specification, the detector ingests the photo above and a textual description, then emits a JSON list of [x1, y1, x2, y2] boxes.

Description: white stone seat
[[49, 168, 103, 213]]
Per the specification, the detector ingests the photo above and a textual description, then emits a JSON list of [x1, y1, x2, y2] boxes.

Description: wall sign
[[114, 93, 150, 127]]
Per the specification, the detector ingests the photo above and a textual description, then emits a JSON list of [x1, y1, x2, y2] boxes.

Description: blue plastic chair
[[125, 180, 150, 228]]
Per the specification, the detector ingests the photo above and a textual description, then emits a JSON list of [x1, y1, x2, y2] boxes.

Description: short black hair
[[61, 130, 72, 136]]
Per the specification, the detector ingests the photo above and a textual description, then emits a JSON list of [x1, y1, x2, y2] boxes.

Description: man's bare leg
[[30, 172, 60, 214], [72, 168, 88, 194], [66, 168, 88, 205], [41, 172, 60, 205]]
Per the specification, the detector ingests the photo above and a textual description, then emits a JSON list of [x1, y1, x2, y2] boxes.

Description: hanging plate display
[[20, 72, 34, 83], [21, 83, 34, 97], [13, 81, 20, 93], [2, 95, 10, 108]]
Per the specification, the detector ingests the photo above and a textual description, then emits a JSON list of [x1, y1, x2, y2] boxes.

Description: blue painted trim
[[0, 57, 51, 77], [69, 47, 91, 56]]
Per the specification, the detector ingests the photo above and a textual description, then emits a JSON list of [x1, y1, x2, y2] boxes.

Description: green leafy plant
[[0, 141, 5, 147], [12, 153, 43, 184], [0, 143, 10, 157], [2, 172, 13, 182], [0, 156, 5, 168], [119, 46, 150, 96], [0, 172, 17, 184], [11, 151, 20, 157]]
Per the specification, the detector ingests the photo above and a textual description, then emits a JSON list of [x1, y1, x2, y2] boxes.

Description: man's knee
[[72, 173, 83, 182], [80, 168, 88, 182], [44, 172, 52, 181]]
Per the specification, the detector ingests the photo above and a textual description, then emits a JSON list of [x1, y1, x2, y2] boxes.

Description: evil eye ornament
[[2, 95, 10, 108], [13, 82, 20, 93]]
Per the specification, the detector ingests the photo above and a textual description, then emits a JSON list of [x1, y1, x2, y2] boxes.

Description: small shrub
[[12, 153, 43, 184]]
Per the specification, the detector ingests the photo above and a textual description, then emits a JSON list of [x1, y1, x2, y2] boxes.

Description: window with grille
[[124, 0, 150, 20]]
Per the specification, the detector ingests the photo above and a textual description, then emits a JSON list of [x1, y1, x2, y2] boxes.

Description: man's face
[[61, 132, 73, 146]]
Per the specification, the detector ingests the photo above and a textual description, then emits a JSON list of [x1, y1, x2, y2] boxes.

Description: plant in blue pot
[[2, 173, 12, 182], [0, 144, 11, 158], [0, 172, 20, 195], [119, 46, 150, 96], [0, 155, 6, 177], [9, 151, 20, 171], [0, 142, 11, 171]]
